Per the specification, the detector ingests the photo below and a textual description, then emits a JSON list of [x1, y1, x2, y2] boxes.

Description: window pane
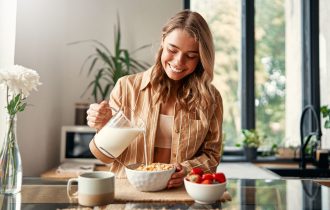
[[191, 0, 242, 147], [255, 0, 301, 148]]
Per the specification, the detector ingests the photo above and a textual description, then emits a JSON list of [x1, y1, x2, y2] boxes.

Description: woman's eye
[[167, 48, 176, 53], [186, 54, 198, 59]]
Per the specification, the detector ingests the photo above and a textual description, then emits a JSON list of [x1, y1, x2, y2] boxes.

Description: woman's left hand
[[167, 163, 186, 189]]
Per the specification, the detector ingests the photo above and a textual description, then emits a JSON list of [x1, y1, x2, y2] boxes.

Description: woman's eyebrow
[[168, 43, 199, 54]]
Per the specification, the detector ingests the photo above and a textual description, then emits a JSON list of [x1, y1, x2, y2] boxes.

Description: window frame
[[186, 0, 320, 152], [302, 0, 321, 129]]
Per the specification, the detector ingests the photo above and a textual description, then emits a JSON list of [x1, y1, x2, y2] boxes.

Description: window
[[319, 0, 330, 149], [189, 0, 305, 151], [190, 0, 241, 147], [255, 1, 307, 150]]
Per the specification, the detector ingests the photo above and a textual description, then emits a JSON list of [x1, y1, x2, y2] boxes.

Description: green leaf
[[325, 120, 330, 129], [96, 49, 114, 69], [18, 102, 27, 112], [321, 105, 330, 118], [80, 53, 97, 75], [86, 57, 99, 76], [121, 49, 131, 73], [241, 129, 261, 148], [101, 84, 111, 100], [81, 80, 95, 99]]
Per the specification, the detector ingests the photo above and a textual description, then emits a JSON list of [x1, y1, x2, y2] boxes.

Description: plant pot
[[75, 102, 89, 125], [275, 147, 298, 159], [244, 146, 257, 161]]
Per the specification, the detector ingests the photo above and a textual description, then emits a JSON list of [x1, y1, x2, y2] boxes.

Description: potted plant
[[69, 15, 150, 124], [236, 129, 262, 161], [320, 105, 330, 129]]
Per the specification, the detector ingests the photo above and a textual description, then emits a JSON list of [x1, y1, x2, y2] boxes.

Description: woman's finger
[[167, 176, 184, 188]]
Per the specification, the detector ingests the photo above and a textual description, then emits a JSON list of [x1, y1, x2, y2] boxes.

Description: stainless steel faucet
[[299, 105, 322, 169]]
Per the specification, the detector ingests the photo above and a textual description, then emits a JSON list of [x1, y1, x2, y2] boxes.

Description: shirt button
[[175, 129, 179, 133]]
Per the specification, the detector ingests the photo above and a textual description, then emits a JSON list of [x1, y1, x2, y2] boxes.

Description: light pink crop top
[[154, 114, 173, 149]]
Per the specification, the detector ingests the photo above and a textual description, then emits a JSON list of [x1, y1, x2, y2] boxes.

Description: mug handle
[[67, 178, 78, 200]]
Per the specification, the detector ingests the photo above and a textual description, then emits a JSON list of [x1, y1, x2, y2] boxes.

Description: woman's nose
[[174, 53, 185, 65]]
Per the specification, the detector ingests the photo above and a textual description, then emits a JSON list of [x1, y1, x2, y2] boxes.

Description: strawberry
[[191, 167, 204, 176], [201, 179, 213, 184], [213, 172, 226, 183], [187, 174, 202, 183], [201, 173, 214, 181]]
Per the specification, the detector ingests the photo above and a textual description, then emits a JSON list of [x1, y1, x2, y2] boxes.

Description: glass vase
[[0, 115, 23, 194]]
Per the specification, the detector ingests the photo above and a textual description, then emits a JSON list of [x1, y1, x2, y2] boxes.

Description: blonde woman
[[87, 10, 223, 189]]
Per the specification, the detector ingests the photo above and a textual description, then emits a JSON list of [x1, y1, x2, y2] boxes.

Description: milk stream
[[143, 130, 148, 167]]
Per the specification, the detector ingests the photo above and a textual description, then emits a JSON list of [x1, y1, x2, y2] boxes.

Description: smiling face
[[161, 29, 200, 81]]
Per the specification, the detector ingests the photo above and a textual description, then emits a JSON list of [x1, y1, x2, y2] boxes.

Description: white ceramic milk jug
[[89, 109, 144, 163]]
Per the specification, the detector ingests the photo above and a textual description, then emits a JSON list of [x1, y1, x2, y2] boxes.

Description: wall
[[0, 0, 17, 145], [284, 0, 302, 147], [14, 0, 182, 176], [320, 0, 330, 148]]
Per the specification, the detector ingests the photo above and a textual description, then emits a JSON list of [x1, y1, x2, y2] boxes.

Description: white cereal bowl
[[184, 178, 226, 204], [125, 163, 176, 192]]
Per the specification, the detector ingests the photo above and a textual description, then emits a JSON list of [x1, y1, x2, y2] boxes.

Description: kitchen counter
[[0, 177, 328, 209]]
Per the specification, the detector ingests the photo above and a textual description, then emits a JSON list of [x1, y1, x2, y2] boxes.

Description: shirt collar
[[140, 66, 154, 91]]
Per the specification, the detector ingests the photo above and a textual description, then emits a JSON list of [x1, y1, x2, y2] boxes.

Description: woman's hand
[[86, 100, 112, 131], [167, 163, 187, 189]]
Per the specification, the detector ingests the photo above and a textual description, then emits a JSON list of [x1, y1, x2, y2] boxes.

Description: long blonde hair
[[151, 10, 215, 111]]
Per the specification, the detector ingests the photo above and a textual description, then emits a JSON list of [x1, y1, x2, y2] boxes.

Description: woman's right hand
[[86, 100, 112, 131]]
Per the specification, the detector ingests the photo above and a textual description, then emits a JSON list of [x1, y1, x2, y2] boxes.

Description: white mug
[[67, 171, 115, 206]]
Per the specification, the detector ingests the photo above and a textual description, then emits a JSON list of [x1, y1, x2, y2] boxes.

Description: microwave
[[60, 126, 100, 164]]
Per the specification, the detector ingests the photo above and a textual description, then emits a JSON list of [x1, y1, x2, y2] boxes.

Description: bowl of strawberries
[[184, 167, 226, 204]]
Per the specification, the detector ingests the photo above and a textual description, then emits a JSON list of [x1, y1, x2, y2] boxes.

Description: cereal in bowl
[[135, 163, 174, 171], [125, 163, 176, 191]]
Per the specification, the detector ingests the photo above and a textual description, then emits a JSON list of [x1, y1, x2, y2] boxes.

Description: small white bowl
[[184, 178, 226, 204], [125, 163, 176, 192]]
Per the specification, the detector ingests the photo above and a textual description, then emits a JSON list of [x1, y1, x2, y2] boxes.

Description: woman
[[87, 10, 223, 189]]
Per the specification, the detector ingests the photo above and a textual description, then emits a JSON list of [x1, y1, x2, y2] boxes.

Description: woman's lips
[[169, 64, 184, 73]]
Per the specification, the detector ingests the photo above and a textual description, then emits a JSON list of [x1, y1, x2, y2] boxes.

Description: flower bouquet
[[0, 65, 41, 194]]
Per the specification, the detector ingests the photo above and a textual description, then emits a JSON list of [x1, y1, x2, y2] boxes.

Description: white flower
[[0, 65, 42, 97], [0, 65, 42, 116]]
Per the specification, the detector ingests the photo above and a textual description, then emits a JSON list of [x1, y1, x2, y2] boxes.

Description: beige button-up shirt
[[108, 67, 223, 178]]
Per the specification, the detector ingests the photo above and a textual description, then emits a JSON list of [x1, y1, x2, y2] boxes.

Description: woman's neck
[[160, 86, 178, 116]]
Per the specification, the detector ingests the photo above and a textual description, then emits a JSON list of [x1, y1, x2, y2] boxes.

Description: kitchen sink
[[266, 168, 330, 179]]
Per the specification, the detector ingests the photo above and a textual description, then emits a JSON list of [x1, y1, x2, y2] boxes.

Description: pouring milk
[[94, 126, 144, 158], [91, 109, 146, 163]]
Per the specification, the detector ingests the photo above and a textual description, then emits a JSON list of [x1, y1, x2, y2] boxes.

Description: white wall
[[0, 0, 17, 145], [284, 0, 302, 147], [15, 0, 182, 176], [320, 0, 330, 149]]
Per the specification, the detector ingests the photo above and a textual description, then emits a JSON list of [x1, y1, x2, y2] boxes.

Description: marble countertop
[[1, 177, 328, 210], [217, 162, 281, 179]]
